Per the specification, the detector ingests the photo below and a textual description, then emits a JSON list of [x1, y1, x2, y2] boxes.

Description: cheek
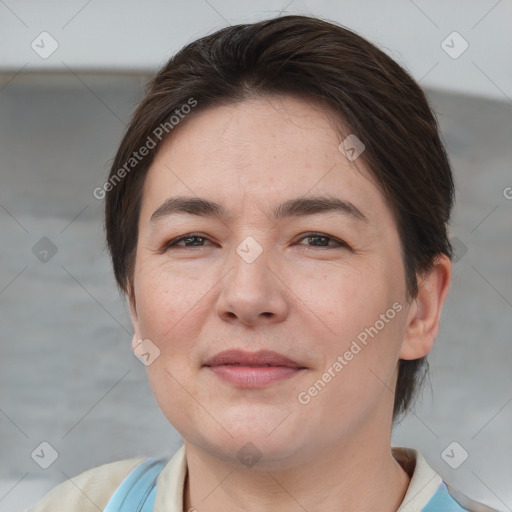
[[302, 308, 406, 432], [134, 267, 204, 426], [135, 261, 208, 338], [297, 260, 391, 335], [301, 259, 406, 381]]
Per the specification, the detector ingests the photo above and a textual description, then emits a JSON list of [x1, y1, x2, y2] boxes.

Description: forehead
[[140, 95, 390, 229]]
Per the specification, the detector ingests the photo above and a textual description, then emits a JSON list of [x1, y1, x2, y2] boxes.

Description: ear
[[127, 281, 142, 351], [399, 254, 452, 360]]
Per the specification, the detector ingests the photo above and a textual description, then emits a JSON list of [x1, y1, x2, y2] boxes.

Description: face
[[129, 95, 417, 468]]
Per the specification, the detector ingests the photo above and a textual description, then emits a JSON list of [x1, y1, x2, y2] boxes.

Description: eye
[[297, 232, 350, 249], [161, 232, 350, 251], [163, 233, 213, 250]]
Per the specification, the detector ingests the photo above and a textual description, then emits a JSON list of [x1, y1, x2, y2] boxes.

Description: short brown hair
[[104, 14, 454, 421]]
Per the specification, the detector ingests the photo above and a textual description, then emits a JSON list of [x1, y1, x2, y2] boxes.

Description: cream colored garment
[[29, 446, 493, 512], [28, 456, 146, 512]]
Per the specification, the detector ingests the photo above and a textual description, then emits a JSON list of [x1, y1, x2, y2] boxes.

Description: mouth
[[203, 349, 307, 388]]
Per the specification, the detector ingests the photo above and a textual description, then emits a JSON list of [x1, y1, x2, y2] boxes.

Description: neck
[[182, 429, 410, 512]]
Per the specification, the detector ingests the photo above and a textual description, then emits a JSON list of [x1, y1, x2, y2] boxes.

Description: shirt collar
[[393, 447, 443, 512]]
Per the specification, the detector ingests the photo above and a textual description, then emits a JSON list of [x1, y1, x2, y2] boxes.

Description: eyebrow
[[149, 195, 369, 224]]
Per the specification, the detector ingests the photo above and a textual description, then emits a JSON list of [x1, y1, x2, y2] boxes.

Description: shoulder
[[28, 457, 147, 512], [443, 483, 501, 512], [393, 447, 500, 512]]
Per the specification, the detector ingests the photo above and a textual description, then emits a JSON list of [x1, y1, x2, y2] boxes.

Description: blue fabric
[[422, 482, 469, 511], [103, 458, 167, 512]]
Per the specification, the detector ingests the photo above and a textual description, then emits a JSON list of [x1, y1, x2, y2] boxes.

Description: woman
[[31, 14, 497, 512]]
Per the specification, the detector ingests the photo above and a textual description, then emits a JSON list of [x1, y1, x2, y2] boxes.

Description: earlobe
[[399, 254, 452, 360], [131, 335, 141, 351], [127, 281, 142, 342]]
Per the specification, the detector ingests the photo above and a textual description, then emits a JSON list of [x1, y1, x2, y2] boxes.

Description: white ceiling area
[[0, 0, 511, 101]]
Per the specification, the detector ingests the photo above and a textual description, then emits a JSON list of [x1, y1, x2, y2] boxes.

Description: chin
[[211, 440, 304, 470], [185, 422, 311, 470]]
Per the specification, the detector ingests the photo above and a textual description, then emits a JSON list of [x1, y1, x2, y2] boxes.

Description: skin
[[128, 94, 452, 512]]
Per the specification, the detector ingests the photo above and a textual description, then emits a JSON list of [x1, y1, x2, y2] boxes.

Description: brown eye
[[164, 233, 212, 250], [299, 232, 349, 249]]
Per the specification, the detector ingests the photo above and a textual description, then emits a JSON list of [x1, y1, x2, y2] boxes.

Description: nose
[[215, 241, 290, 326]]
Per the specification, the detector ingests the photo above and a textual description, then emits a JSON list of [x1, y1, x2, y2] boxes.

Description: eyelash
[[163, 232, 350, 250]]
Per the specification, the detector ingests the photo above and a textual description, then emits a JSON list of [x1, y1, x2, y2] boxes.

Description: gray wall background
[[1, 2, 511, 511]]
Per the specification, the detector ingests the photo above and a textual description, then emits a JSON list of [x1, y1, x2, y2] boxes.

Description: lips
[[203, 349, 306, 369], [203, 350, 307, 388]]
